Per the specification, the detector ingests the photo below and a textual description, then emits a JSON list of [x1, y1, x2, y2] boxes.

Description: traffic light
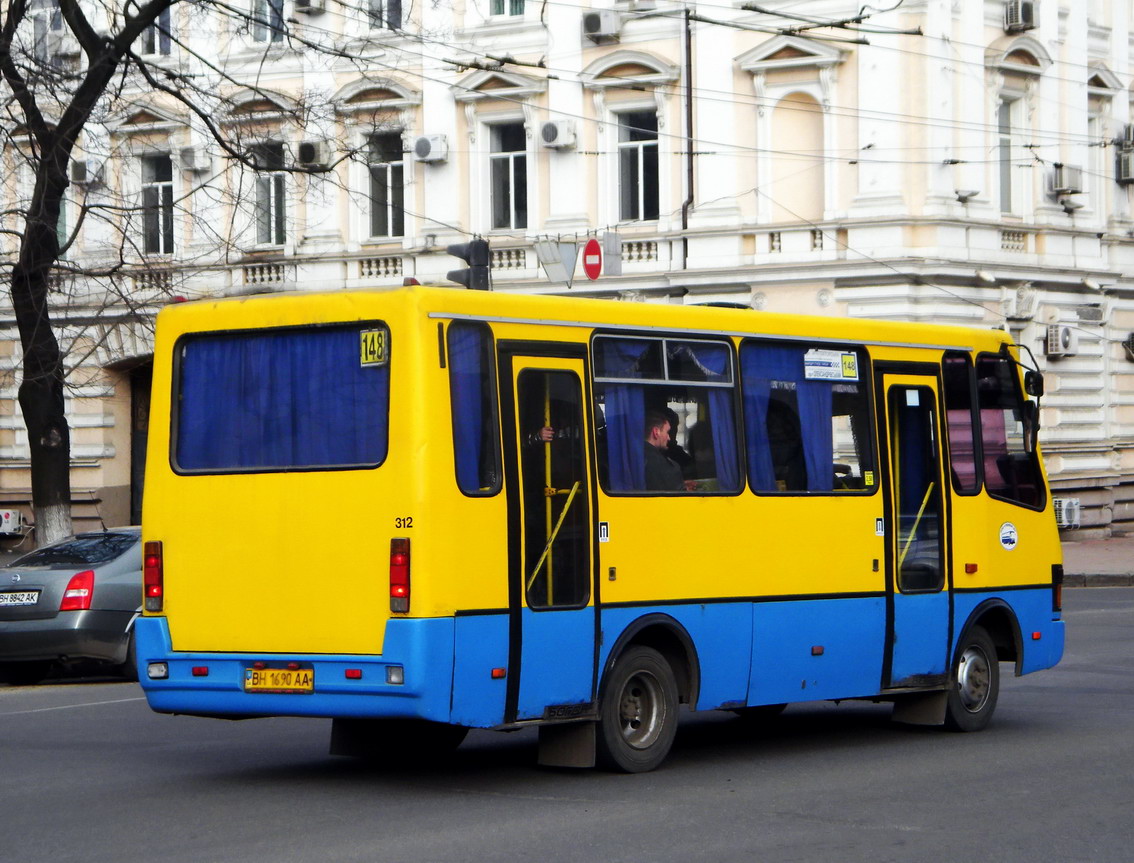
[[446, 238, 490, 291]]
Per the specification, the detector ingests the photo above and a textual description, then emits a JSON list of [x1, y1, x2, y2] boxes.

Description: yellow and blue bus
[[137, 285, 1064, 772]]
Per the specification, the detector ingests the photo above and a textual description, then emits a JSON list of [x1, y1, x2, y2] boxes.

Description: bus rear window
[[174, 324, 390, 472]]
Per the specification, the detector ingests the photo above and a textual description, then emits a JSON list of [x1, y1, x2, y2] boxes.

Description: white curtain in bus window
[[740, 341, 874, 493], [448, 322, 501, 494], [175, 325, 390, 471], [592, 336, 739, 493], [976, 355, 1043, 508]]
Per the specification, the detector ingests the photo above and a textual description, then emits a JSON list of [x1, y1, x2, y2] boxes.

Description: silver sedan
[[0, 528, 141, 685]]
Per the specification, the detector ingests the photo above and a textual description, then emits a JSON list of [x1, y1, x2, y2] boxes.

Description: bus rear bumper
[[134, 616, 456, 723]]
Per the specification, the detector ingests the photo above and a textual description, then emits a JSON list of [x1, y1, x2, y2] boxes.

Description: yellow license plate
[[244, 667, 314, 693]]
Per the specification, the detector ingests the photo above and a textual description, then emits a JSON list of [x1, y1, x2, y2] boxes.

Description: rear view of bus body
[[138, 286, 1064, 772]]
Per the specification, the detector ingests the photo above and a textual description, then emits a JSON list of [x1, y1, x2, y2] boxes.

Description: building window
[[253, 143, 286, 246], [490, 0, 524, 15], [368, 132, 404, 238], [998, 97, 1025, 215], [367, 0, 401, 29], [253, 0, 284, 43], [142, 154, 175, 255], [31, 0, 63, 63], [618, 111, 659, 222], [141, 7, 172, 55], [490, 123, 527, 230]]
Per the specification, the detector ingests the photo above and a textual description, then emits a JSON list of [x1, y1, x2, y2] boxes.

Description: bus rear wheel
[[596, 646, 679, 773], [944, 625, 999, 732]]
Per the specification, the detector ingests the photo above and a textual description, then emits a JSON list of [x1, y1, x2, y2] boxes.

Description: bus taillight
[[144, 541, 164, 612], [390, 538, 410, 613], [1052, 563, 1064, 613]]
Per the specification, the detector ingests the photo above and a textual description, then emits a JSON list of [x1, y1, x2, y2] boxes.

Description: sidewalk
[[1060, 535, 1134, 587]]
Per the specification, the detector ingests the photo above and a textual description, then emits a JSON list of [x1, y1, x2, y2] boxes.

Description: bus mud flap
[[890, 691, 948, 726], [538, 721, 597, 768]]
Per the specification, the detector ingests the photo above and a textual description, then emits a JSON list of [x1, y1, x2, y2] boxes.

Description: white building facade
[[2, 0, 1133, 538]]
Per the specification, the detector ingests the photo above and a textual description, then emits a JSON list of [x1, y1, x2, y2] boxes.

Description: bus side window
[[976, 354, 1044, 509], [448, 321, 501, 495], [942, 353, 980, 494], [741, 341, 874, 494], [592, 336, 740, 494]]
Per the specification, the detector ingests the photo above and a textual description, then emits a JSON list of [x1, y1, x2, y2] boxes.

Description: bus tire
[[596, 645, 679, 773], [944, 625, 999, 732]]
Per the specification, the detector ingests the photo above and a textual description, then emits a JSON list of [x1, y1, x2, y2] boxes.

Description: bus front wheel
[[596, 645, 679, 773], [944, 625, 999, 732]]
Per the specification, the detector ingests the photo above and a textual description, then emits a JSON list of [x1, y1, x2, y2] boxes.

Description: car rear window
[[12, 533, 138, 567]]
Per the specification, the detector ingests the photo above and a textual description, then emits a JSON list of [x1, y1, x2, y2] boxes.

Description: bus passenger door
[[877, 371, 951, 688], [503, 353, 596, 723]]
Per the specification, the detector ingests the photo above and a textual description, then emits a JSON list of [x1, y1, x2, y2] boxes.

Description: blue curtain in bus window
[[597, 339, 650, 490], [449, 323, 486, 492], [685, 343, 740, 491], [797, 376, 834, 493], [741, 343, 798, 490], [740, 343, 833, 492], [177, 327, 389, 470]]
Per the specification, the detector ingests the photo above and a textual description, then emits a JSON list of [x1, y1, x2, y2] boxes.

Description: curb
[[1065, 574, 1134, 587]]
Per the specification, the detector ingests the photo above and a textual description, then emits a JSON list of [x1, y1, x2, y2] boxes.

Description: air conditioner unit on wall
[[540, 120, 576, 149], [179, 146, 212, 174], [1117, 150, 1134, 185], [1052, 497, 1081, 530], [70, 159, 102, 186], [583, 10, 620, 42], [295, 140, 331, 169], [0, 509, 23, 535], [1004, 0, 1036, 33], [1049, 164, 1083, 196], [294, 0, 325, 13], [412, 134, 448, 163], [1046, 324, 1079, 358]]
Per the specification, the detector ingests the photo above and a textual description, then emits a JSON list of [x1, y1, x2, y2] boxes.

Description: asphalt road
[[2, 588, 1131, 863]]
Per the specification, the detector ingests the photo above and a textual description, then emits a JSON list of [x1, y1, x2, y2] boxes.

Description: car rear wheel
[[0, 661, 52, 686]]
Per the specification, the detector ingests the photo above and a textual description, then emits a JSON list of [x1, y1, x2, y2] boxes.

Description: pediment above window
[[222, 89, 299, 124], [986, 36, 1052, 76], [580, 51, 679, 90], [452, 69, 546, 102], [108, 102, 187, 134], [735, 35, 845, 74], [1087, 64, 1122, 96], [334, 77, 420, 114]]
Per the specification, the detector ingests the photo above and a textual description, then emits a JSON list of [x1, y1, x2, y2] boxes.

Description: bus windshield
[[173, 323, 391, 472]]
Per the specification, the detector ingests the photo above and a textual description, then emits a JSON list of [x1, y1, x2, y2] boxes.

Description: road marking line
[[0, 695, 146, 716]]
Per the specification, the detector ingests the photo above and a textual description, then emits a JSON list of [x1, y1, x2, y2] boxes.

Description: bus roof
[[158, 284, 1011, 353]]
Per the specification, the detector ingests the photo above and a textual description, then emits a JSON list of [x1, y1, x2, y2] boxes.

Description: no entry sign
[[582, 238, 603, 280]]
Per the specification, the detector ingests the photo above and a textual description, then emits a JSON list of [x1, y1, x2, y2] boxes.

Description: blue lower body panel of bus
[[135, 615, 477, 723]]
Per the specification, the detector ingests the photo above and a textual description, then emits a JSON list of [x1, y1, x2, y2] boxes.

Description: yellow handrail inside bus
[[527, 480, 582, 593], [898, 481, 935, 569]]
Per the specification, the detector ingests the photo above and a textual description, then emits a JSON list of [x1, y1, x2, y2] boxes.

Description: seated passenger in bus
[[644, 410, 691, 492]]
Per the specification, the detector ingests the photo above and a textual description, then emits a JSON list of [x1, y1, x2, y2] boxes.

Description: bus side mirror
[[1022, 400, 1040, 453], [1025, 370, 1044, 398]]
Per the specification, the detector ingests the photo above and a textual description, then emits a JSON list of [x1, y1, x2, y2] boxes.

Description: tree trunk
[[11, 156, 73, 545]]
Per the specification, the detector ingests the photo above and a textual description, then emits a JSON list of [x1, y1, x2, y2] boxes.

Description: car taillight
[[390, 538, 410, 613], [144, 541, 164, 612], [59, 570, 94, 611]]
